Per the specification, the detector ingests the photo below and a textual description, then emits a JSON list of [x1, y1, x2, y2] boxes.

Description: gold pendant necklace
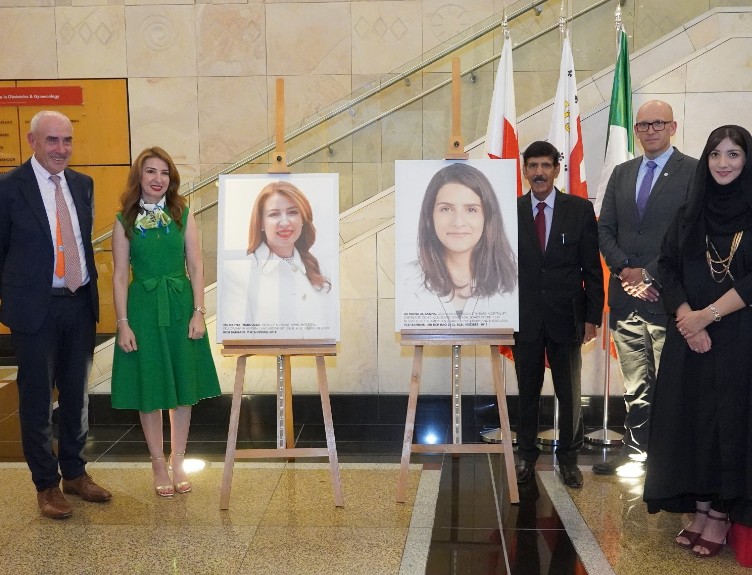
[[706, 231, 743, 283]]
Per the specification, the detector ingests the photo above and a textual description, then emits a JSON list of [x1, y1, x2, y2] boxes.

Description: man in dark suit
[[594, 100, 697, 476], [513, 140, 603, 488], [0, 111, 111, 519]]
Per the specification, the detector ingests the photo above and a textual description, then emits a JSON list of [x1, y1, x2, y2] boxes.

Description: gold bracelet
[[116, 318, 128, 323], [709, 305, 721, 322]]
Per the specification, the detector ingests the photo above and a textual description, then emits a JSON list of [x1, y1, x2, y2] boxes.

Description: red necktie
[[50, 175, 83, 292], [535, 201, 546, 251]]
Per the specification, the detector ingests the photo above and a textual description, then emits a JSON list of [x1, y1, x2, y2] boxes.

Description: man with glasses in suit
[[595, 100, 697, 476]]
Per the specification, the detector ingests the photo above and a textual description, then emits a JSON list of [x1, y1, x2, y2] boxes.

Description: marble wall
[[1, 0, 747, 185], [7, 2, 750, 398], [89, 7, 752, 399]]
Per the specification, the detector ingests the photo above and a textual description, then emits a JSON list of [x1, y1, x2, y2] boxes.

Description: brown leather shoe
[[37, 486, 73, 519], [62, 472, 112, 502]]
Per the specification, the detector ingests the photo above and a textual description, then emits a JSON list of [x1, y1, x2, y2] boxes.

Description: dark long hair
[[247, 181, 331, 292], [417, 163, 517, 298], [120, 147, 185, 239]]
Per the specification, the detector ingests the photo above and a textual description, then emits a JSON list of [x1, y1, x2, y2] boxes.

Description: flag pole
[[480, 3, 518, 447], [585, 3, 625, 448]]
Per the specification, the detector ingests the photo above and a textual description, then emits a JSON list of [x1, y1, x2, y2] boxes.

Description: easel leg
[[491, 346, 519, 504], [451, 345, 462, 445], [316, 356, 344, 507], [220, 355, 247, 510], [283, 356, 294, 449], [397, 345, 423, 503]]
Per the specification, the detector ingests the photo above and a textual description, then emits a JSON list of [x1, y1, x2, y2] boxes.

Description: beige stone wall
[[0, 0, 509, 183], [2, 0, 746, 187]]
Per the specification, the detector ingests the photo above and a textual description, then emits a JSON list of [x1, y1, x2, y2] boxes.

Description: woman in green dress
[[111, 147, 220, 497]]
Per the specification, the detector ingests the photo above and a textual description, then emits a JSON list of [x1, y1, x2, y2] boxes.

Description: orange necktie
[[50, 175, 83, 291], [55, 214, 65, 278]]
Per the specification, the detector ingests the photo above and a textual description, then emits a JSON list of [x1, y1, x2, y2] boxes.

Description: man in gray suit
[[594, 100, 697, 475]]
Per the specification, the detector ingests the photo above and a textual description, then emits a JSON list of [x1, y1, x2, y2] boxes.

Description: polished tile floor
[[2, 378, 748, 573]]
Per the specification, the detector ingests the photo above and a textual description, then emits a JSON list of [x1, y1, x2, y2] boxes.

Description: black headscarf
[[678, 124, 752, 255]]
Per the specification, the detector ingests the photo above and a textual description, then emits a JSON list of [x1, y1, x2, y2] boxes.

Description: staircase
[[86, 5, 752, 397]]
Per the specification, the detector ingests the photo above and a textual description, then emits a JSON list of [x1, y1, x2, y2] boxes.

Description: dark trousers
[[612, 311, 666, 459], [12, 287, 95, 491], [513, 335, 584, 466]]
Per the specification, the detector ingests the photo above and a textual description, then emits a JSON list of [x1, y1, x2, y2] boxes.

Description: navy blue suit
[[0, 160, 98, 491]]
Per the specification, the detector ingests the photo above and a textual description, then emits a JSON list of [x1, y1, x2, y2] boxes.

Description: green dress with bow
[[111, 209, 220, 411]]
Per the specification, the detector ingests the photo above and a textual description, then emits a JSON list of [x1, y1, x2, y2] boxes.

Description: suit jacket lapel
[[65, 169, 90, 232], [648, 149, 681, 200], [19, 161, 55, 249], [520, 193, 544, 259], [548, 190, 567, 253], [623, 159, 642, 223]]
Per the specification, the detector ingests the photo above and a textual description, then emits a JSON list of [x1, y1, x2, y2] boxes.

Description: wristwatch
[[614, 258, 630, 278], [193, 306, 206, 315]]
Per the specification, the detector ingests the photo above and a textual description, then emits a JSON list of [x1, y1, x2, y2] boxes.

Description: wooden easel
[[396, 59, 519, 505], [396, 331, 518, 504], [219, 343, 343, 509], [219, 80, 343, 509]]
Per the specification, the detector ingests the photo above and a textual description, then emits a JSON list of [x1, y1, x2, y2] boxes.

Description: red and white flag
[[485, 34, 522, 196], [547, 34, 588, 198]]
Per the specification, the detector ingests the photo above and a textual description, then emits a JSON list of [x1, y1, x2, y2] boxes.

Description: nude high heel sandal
[[169, 452, 192, 494], [150, 456, 174, 497]]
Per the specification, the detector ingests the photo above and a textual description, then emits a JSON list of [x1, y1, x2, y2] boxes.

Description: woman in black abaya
[[644, 125, 752, 559]]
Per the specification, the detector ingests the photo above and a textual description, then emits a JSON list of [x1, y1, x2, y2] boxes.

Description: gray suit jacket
[[598, 147, 697, 326]]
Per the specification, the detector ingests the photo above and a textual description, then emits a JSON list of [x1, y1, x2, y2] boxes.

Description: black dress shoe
[[515, 460, 536, 484], [592, 455, 645, 476], [560, 464, 583, 488]]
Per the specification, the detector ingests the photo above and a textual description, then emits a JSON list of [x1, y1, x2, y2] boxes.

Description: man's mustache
[[532, 176, 547, 183]]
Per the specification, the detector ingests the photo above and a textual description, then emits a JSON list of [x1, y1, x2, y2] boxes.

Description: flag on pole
[[547, 34, 588, 198], [485, 33, 522, 196], [594, 25, 633, 216], [486, 31, 521, 362], [596, 24, 633, 359]]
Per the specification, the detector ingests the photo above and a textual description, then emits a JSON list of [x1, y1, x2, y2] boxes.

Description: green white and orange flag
[[596, 24, 633, 359], [594, 25, 633, 216]]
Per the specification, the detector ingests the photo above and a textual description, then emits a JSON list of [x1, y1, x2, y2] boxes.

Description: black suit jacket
[[0, 160, 99, 333], [516, 190, 603, 344]]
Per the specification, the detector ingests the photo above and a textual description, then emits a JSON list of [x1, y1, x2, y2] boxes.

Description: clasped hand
[[676, 309, 712, 353], [620, 268, 659, 302]]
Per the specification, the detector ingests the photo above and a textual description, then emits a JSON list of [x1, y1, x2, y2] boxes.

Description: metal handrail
[[92, 0, 612, 245]]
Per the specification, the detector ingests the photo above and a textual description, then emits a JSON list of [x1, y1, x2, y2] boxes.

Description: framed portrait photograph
[[217, 173, 340, 343], [395, 159, 519, 331]]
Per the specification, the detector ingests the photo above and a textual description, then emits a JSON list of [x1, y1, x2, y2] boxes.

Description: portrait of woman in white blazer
[[218, 176, 339, 342]]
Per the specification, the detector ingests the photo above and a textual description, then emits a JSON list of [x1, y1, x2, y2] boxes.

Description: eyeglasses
[[635, 120, 669, 132]]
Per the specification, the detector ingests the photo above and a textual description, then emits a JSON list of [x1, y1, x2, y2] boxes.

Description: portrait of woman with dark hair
[[397, 161, 519, 329], [219, 176, 339, 340]]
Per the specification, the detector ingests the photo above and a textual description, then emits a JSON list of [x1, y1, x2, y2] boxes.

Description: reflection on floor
[[563, 471, 751, 575], [2, 389, 748, 574]]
